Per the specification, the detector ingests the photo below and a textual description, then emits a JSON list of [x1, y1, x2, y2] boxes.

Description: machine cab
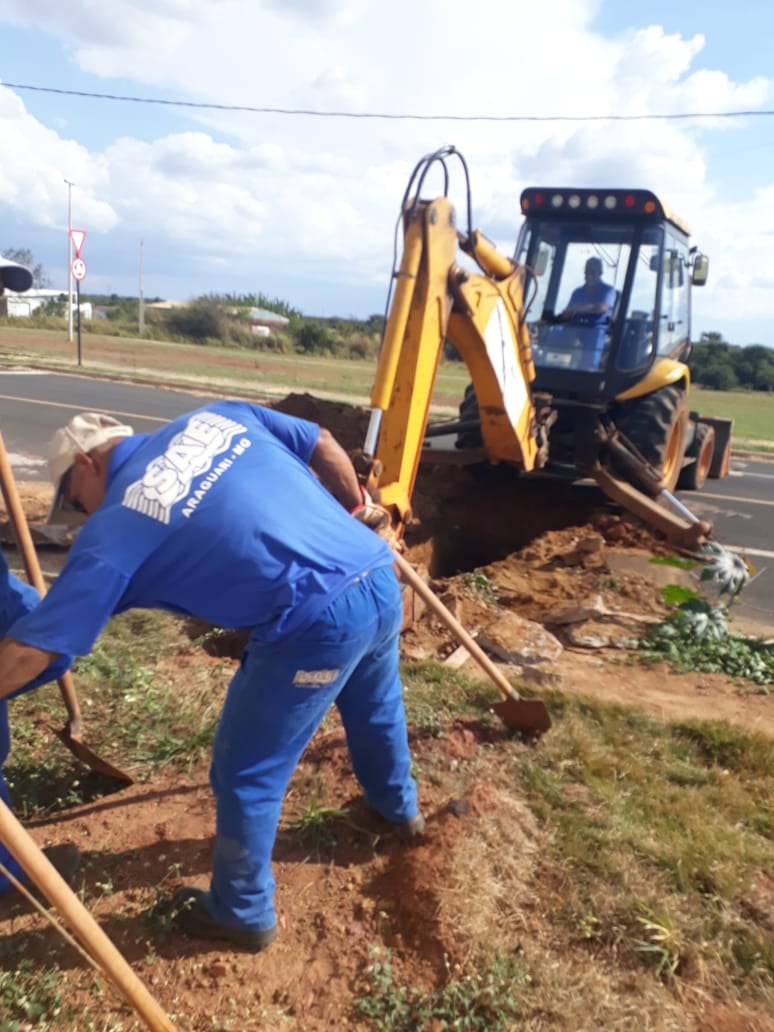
[[515, 188, 709, 402]]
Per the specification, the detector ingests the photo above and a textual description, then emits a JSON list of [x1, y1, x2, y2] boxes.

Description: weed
[[356, 947, 527, 1030], [462, 571, 500, 606], [0, 960, 78, 1028], [283, 799, 352, 850], [633, 909, 685, 980], [640, 549, 771, 689]]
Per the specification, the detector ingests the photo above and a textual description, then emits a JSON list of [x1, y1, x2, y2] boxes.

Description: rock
[[477, 611, 563, 666], [565, 620, 639, 649], [443, 643, 474, 669], [447, 798, 470, 817], [550, 595, 606, 625]]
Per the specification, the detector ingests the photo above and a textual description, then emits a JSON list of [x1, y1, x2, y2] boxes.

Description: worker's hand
[[350, 486, 393, 538]]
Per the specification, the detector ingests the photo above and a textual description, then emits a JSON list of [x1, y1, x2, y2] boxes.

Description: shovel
[[0, 434, 133, 784], [393, 552, 552, 736]]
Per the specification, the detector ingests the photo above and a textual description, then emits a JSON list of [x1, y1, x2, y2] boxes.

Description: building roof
[[248, 307, 289, 325]]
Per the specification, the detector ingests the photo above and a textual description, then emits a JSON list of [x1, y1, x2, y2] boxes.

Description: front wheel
[[612, 386, 689, 493]]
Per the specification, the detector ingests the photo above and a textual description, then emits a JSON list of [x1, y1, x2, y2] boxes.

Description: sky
[[1, 0, 773, 345]]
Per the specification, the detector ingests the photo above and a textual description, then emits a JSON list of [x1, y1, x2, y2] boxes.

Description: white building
[[0, 289, 92, 320]]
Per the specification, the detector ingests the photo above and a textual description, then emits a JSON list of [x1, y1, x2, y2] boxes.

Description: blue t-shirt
[[0, 553, 71, 695], [9, 401, 394, 657], [566, 281, 617, 328]]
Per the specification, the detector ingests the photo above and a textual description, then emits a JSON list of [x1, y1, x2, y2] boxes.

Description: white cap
[[0, 255, 33, 293], [48, 412, 135, 487]]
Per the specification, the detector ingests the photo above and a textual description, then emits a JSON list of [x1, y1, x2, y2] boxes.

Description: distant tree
[[734, 344, 773, 390], [699, 361, 739, 391], [753, 362, 774, 392], [1, 247, 48, 288], [39, 294, 67, 317]]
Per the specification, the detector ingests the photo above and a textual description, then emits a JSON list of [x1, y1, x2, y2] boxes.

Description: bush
[[166, 301, 229, 344], [295, 320, 335, 355]]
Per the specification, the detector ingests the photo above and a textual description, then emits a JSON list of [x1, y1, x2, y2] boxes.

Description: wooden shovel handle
[[0, 434, 82, 736], [392, 551, 520, 704]]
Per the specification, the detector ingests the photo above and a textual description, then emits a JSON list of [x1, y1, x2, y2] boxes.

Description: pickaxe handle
[[0, 433, 82, 738]]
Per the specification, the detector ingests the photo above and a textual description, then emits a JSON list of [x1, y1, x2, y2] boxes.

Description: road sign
[[70, 229, 87, 257], [71, 257, 87, 281]]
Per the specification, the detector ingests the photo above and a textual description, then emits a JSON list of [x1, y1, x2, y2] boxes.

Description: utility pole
[[138, 239, 145, 336], [64, 178, 74, 342]]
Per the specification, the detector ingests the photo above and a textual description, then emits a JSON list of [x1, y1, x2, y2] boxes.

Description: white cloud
[[0, 0, 772, 339]]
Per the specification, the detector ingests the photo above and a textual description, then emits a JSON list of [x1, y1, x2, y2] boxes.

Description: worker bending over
[[0, 552, 79, 898], [0, 402, 422, 950]]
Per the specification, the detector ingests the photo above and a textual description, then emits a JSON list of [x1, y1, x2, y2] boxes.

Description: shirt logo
[[123, 412, 247, 524]]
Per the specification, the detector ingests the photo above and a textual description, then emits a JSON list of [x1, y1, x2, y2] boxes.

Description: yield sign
[[70, 229, 87, 257]]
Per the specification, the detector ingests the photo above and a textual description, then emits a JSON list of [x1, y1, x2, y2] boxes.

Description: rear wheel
[[678, 423, 715, 491], [613, 386, 689, 492]]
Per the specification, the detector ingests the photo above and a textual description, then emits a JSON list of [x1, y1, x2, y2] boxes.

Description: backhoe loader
[[355, 145, 728, 551]]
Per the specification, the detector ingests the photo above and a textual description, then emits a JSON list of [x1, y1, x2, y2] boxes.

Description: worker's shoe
[[172, 887, 277, 953], [392, 812, 426, 841], [39, 843, 81, 893], [30, 844, 82, 907], [0, 843, 81, 910]]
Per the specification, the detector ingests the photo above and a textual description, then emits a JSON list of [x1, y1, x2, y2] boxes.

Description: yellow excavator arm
[[361, 190, 549, 531]]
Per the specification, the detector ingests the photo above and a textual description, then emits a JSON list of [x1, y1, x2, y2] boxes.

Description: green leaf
[[660, 585, 701, 607], [649, 556, 699, 571]]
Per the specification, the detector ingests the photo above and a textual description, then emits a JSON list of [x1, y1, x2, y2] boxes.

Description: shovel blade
[[52, 726, 134, 785], [491, 698, 552, 736]]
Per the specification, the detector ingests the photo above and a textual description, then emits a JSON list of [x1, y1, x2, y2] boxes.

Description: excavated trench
[[409, 468, 607, 577]]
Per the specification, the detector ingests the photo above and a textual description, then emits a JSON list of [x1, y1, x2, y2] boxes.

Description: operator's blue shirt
[[8, 401, 394, 658], [566, 281, 617, 328]]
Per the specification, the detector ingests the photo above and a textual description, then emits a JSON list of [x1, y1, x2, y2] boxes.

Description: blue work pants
[[208, 564, 417, 932]]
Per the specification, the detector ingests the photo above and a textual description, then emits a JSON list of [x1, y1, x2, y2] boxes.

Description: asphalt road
[[2, 369, 773, 628]]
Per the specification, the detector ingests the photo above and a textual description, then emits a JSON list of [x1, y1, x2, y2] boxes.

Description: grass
[[6, 611, 227, 816], [0, 324, 468, 412], [514, 695, 773, 995], [692, 386, 774, 444], [357, 947, 529, 1030], [386, 664, 772, 1019]]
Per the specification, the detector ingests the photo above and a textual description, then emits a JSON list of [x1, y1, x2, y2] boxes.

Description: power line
[[3, 81, 774, 123]]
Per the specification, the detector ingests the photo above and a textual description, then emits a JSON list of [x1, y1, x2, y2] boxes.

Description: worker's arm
[[563, 284, 616, 317], [0, 637, 59, 701], [309, 427, 363, 511]]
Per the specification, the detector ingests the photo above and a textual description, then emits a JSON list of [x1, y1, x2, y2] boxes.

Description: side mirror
[[692, 253, 709, 287], [649, 253, 660, 272]]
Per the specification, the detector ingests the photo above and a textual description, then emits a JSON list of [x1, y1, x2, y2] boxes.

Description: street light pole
[[64, 178, 74, 343], [139, 239, 145, 335]]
